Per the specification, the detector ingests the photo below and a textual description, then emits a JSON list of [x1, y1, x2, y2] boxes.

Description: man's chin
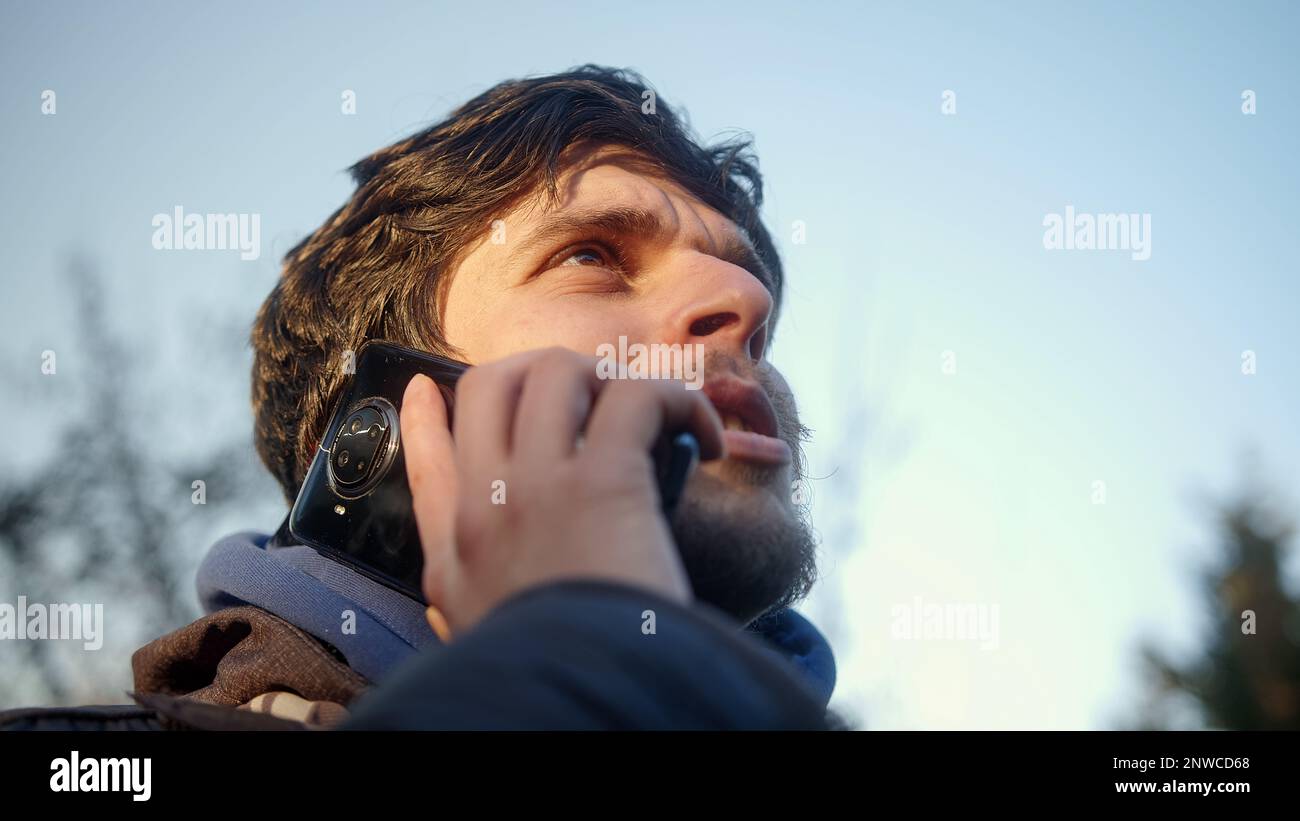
[[668, 468, 818, 625]]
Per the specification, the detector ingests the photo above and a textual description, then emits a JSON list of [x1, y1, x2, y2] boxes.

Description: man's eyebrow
[[506, 204, 774, 290], [507, 206, 667, 267]]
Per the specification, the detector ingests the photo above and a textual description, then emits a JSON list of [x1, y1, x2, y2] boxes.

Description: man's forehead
[[511, 147, 740, 240]]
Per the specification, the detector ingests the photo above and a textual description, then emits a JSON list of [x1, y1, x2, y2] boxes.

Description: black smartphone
[[288, 340, 700, 602]]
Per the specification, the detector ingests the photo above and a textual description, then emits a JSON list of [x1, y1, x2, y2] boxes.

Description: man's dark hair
[[252, 64, 785, 501]]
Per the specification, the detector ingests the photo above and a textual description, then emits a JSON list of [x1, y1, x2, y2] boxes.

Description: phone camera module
[[328, 398, 399, 497]]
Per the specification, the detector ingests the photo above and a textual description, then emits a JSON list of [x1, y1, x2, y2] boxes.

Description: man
[[1, 65, 836, 731]]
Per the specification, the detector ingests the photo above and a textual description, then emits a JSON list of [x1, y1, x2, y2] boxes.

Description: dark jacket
[[1, 530, 837, 731]]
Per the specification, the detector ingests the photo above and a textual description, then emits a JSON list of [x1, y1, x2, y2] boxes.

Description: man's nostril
[[689, 312, 734, 337]]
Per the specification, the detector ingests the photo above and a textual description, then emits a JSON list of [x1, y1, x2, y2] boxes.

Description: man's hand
[[400, 347, 725, 638]]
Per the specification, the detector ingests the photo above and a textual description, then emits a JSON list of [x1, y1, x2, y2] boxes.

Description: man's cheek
[[484, 308, 629, 360]]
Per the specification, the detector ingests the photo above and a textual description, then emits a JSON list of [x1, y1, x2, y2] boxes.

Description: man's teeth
[[722, 413, 750, 433]]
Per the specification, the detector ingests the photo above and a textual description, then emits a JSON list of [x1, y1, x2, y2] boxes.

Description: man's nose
[[665, 251, 774, 362]]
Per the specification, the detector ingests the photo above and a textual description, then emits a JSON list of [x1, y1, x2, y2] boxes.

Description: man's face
[[440, 146, 816, 623]]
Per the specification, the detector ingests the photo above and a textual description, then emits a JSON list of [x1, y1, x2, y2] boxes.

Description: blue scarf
[[195, 531, 836, 706]]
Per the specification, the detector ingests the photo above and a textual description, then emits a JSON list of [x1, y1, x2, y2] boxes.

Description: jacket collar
[[197, 527, 836, 706]]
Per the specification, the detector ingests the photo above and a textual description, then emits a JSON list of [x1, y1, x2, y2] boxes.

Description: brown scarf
[[130, 605, 369, 730]]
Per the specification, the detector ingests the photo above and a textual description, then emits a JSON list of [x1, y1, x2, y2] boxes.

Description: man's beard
[[666, 358, 818, 625], [669, 471, 818, 625]]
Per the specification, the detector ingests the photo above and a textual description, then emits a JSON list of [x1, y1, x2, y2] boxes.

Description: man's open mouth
[[702, 375, 792, 466]]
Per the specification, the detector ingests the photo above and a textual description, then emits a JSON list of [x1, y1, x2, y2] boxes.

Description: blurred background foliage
[[1131, 488, 1300, 729], [0, 261, 280, 706]]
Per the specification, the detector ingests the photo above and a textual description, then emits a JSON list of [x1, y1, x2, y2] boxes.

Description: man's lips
[[702, 375, 792, 466], [717, 429, 793, 466]]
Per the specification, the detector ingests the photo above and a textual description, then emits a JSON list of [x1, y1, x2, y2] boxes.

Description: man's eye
[[558, 245, 613, 267], [535, 241, 630, 291]]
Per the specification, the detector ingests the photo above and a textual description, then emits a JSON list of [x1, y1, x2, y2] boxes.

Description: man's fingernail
[[405, 373, 433, 401], [425, 605, 452, 642]]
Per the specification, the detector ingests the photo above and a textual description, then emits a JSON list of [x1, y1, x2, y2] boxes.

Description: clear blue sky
[[2, 0, 1297, 727]]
